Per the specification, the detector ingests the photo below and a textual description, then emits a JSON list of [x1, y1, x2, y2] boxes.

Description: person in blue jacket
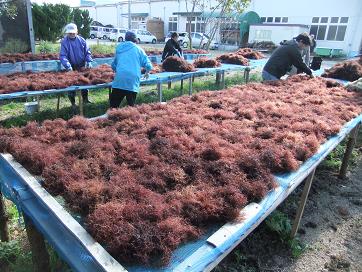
[[110, 31, 152, 108], [60, 23, 93, 108]]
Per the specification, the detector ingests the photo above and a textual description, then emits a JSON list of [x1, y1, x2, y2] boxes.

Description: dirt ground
[[215, 155, 362, 271]]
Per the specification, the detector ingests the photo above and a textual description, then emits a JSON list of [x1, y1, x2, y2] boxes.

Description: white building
[[78, 0, 362, 56]]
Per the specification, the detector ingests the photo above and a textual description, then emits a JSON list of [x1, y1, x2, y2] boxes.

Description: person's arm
[[171, 40, 182, 57], [304, 47, 310, 66], [59, 39, 72, 70], [83, 39, 93, 63], [175, 41, 183, 55], [291, 48, 312, 76], [140, 48, 153, 78], [111, 48, 118, 72]]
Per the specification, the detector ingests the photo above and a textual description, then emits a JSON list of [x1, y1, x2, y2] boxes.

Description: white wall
[[248, 25, 309, 45], [249, 0, 362, 55], [79, 0, 362, 54]]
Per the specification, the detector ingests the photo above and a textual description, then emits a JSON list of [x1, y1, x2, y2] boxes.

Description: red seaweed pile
[[141, 63, 163, 74], [144, 49, 163, 56], [235, 48, 265, 59], [0, 64, 114, 94], [322, 58, 362, 82], [0, 75, 361, 265], [193, 57, 221, 68], [216, 53, 249, 66], [0, 53, 59, 63], [183, 49, 209, 54], [162, 56, 196, 72]]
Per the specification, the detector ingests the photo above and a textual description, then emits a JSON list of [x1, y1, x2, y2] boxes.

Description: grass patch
[[0, 72, 260, 128]]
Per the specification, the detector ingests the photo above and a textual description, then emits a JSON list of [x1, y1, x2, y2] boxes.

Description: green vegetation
[[265, 211, 306, 258], [0, 38, 29, 54], [0, 72, 260, 128], [36, 41, 61, 54], [32, 3, 93, 42], [89, 43, 116, 55]]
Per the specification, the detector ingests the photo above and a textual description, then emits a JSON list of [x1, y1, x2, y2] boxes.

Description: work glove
[[85, 62, 93, 68], [66, 66, 73, 72], [143, 72, 150, 80]]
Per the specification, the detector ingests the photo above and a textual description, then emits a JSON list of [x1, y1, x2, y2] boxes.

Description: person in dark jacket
[[162, 32, 183, 61], [60, 23, 93, 108], [262, 33, 313, 81], [310, 34, 317, 53]]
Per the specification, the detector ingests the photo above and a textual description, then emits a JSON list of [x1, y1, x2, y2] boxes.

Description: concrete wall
[[250, 0, 362, 55], [248, 24, 309, 45], [79, 0, 362, 55]]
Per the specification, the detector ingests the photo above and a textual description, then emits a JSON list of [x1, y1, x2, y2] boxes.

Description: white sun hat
[[64, 23, 78, 34]]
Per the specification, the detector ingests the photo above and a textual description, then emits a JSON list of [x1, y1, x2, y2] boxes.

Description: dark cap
[[125, 31, 137, 42]]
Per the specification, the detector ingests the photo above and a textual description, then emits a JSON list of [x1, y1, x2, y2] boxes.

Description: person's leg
[[125, 91, 137, 106], [109, 88, 126, 108], [68, 91, 76, 106], [262, 70, 279, 81], [82, 89, 92, 104]]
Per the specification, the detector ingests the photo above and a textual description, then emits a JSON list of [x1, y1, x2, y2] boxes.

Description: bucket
[[24, 101, 39, 115]]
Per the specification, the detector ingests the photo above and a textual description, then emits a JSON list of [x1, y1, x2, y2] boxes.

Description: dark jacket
[[263, 40, 312, 79], [162, 39, 182, 61], [310, 38, 317, 53]]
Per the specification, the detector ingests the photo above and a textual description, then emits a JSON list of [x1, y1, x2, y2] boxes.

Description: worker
[[288, 33, 311, 75], [262, 33, 313, 81], [162, 32, 183, 61], [310, 34, 317, 54], [110, 31, 152, 108], [60, 23, 93, 109]]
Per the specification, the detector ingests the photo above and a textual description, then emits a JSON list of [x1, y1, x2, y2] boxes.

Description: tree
[[32, 4, 92, 41], [80, 10, 93, 38], [32, 3, 72, 42], [72, 8, 93, 39], [184, 0, 250, 50]]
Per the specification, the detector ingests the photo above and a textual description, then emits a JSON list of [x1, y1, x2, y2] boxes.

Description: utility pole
[[128, 0, 131, 29]]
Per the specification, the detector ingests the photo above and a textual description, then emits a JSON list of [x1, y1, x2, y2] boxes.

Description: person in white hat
[[60, 23, 93, 108]]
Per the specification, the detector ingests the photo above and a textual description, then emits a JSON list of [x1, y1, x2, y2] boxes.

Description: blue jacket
[[59, 36, 92, 69], [111, 41, 152, 92]]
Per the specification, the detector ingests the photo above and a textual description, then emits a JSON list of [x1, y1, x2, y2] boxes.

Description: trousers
[[109, 88, 137, 108]]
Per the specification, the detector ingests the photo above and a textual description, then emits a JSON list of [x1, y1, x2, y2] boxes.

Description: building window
[[274, 17, 281, 23], [340, 17, 348, 23], [282, 17, 288, 23], [335, 25, 347, 41], [267, 17, 273, 22], [312, 17, 319, 23], [186, 17, 205, 33], [331, 17, 339, 23], [321, 17, 328, 23], [254, 30, 272, 40], [168, 16, 177, 32], [327, 25, 347, 41], [260, 17, 266, 23], [310, 25, 327, 40]]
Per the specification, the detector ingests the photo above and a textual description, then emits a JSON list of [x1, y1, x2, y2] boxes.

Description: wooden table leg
[[339, 123, 361, 179], [180, 79, 184, 94], [56, 95, 60, 117], [157, 83, 163, 103], [290, 169, 316, 238], [221, 71, 225, 89], [188, 77, 193, 96], [244, 67, 251, 84], [0, 191, 9, 242], [24, 215, 51, 272], [216, 72, 221, 87], [78, 90, 84, 116]]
